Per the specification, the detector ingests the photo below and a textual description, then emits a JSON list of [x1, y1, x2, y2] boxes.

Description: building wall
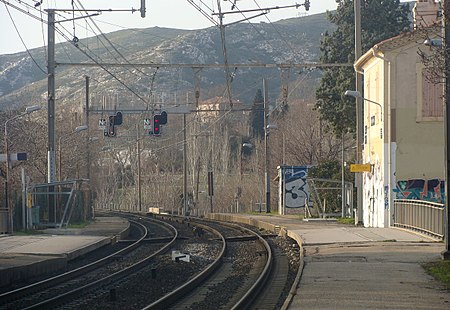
[[389, 46, 444, 203], [361, 39, 444, 227], [362, 56, 386, 227]]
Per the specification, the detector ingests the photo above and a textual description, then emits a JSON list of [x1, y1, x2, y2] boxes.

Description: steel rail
[[0, 219, 138, 303], [142, 221, 226, 310], [22, 217, 178, 309]]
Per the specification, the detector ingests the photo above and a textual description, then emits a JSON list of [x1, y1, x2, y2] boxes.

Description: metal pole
[[58, 136, 63, 181], [4, 122, 10, 233], [263, 78, 271, 213], [209, 135, 213, 214], [341, 132, 346, 218], [85, 76, 91, 219], [47, 10, 56, 183], [136, 125, 142, 212], [216, 0, 233, 107], [85, 76, 90, 181], [354, 0, 363, 225], [442, 0, 450, 260], [47, 10, 56, 225], [21, 168, 26, 230], [183, 113, 188, 216]]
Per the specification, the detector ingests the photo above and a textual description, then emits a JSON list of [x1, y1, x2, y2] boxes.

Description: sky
[[0, 0, 340, 55]]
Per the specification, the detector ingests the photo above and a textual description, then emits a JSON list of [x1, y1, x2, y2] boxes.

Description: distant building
[[354, 0, 443, 227], [197, 97, 249, 124]]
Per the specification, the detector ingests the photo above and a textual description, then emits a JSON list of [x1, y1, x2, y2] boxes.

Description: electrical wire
[[75, 1, 153, 78], [3, 2, 46, 74], [54, 24, 150, 105], [250, 0, 305, 62]]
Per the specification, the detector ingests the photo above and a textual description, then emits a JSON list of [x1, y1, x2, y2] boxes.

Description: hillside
[[0, 12, 334, 110]]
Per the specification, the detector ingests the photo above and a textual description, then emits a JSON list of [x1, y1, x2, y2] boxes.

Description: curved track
[[144, 217, 273, 310], [0, 216, 177, 310]]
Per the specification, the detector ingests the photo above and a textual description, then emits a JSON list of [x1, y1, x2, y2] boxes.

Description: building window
[[418, 67, 443, 121], [364, 125, 368, 144]]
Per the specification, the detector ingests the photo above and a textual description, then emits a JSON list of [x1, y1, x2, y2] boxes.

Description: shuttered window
[[422, 70, 443, 118]]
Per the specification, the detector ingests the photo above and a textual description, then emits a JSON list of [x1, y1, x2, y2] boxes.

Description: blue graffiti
[[393, 178, 445, 203], [283, 166, 311, 208]]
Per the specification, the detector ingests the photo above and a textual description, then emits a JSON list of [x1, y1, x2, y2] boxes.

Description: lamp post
[[4, 105, 42, 233], [345, 90, 383, 115], [58, 125, 88, 181]]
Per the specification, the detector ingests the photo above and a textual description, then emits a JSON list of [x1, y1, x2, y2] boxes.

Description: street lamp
[[58, 125, 88, 181], [345, 90, 383, 118], [4, 105, 42, 233]]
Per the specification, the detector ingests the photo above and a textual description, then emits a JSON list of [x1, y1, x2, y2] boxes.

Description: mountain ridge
[[0, 12, 333, 110]]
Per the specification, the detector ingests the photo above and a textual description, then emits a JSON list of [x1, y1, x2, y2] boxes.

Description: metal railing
[[393, 199, 445, 239]]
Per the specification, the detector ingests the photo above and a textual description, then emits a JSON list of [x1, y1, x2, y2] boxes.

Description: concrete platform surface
[[208, 214, 449, 310], [0, 216, 129, 288]]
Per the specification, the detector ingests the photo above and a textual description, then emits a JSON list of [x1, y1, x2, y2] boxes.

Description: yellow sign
[[350, 164, 371, 173]]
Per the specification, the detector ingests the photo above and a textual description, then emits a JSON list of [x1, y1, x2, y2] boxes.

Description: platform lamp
[[4, 105, 42, 233]]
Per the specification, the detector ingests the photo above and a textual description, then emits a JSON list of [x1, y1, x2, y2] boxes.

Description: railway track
[[145, 216, 299, 310], [0, 215, 177, 310], [0, 213, 301, 310]]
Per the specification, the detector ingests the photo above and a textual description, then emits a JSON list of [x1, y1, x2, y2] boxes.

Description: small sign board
[[143, 118, 151, 129], [98, 119, 107, 130], [0, 152, 27, 162], [350, 164, 371, 173]]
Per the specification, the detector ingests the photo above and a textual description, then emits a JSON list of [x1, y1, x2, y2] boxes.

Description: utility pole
[[216, 0, 233, 107], [183, 114, 188, 216], [442, 0, 450, 260], [354, 0, 363, 225], [85, 76, 92, 219], [341, 132, 346, 218], [263, 79, 271, 213], [47, 9, 56, 183], [47, 9, 56, 224], [136, 124, 142, 212]]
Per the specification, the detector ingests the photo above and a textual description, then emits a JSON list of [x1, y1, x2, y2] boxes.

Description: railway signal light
[[108, 115, 116, 137], [153, 114, 161, 136], [114, 111, 123, 125], [159, 111, 167, 124]]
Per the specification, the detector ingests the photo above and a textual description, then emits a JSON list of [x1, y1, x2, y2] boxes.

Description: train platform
[[0, 216, 129, 288], [208, 213, 449, 310]]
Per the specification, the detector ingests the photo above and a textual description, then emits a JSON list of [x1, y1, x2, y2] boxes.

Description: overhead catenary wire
[[75, 0, 157, 80], [3, 2, 46, 74], [54, 23, 150, 106], [250, 0, 305, 63]]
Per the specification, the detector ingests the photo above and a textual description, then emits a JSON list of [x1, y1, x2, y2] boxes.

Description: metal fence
[[393, 199, 445, 239]]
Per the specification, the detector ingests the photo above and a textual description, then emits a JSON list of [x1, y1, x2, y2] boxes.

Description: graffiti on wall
[[283, 166, 311, 208], [394, 178, 444, 203]]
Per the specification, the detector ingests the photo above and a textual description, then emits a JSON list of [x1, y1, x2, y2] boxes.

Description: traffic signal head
[[159, 111, 167, 124], [305, 0, 310, 11], [153, 114, 161, 135], [108, 115, 116, 137]]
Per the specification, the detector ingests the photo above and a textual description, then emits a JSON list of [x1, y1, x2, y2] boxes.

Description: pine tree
[[315, 0, 410, 135]]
